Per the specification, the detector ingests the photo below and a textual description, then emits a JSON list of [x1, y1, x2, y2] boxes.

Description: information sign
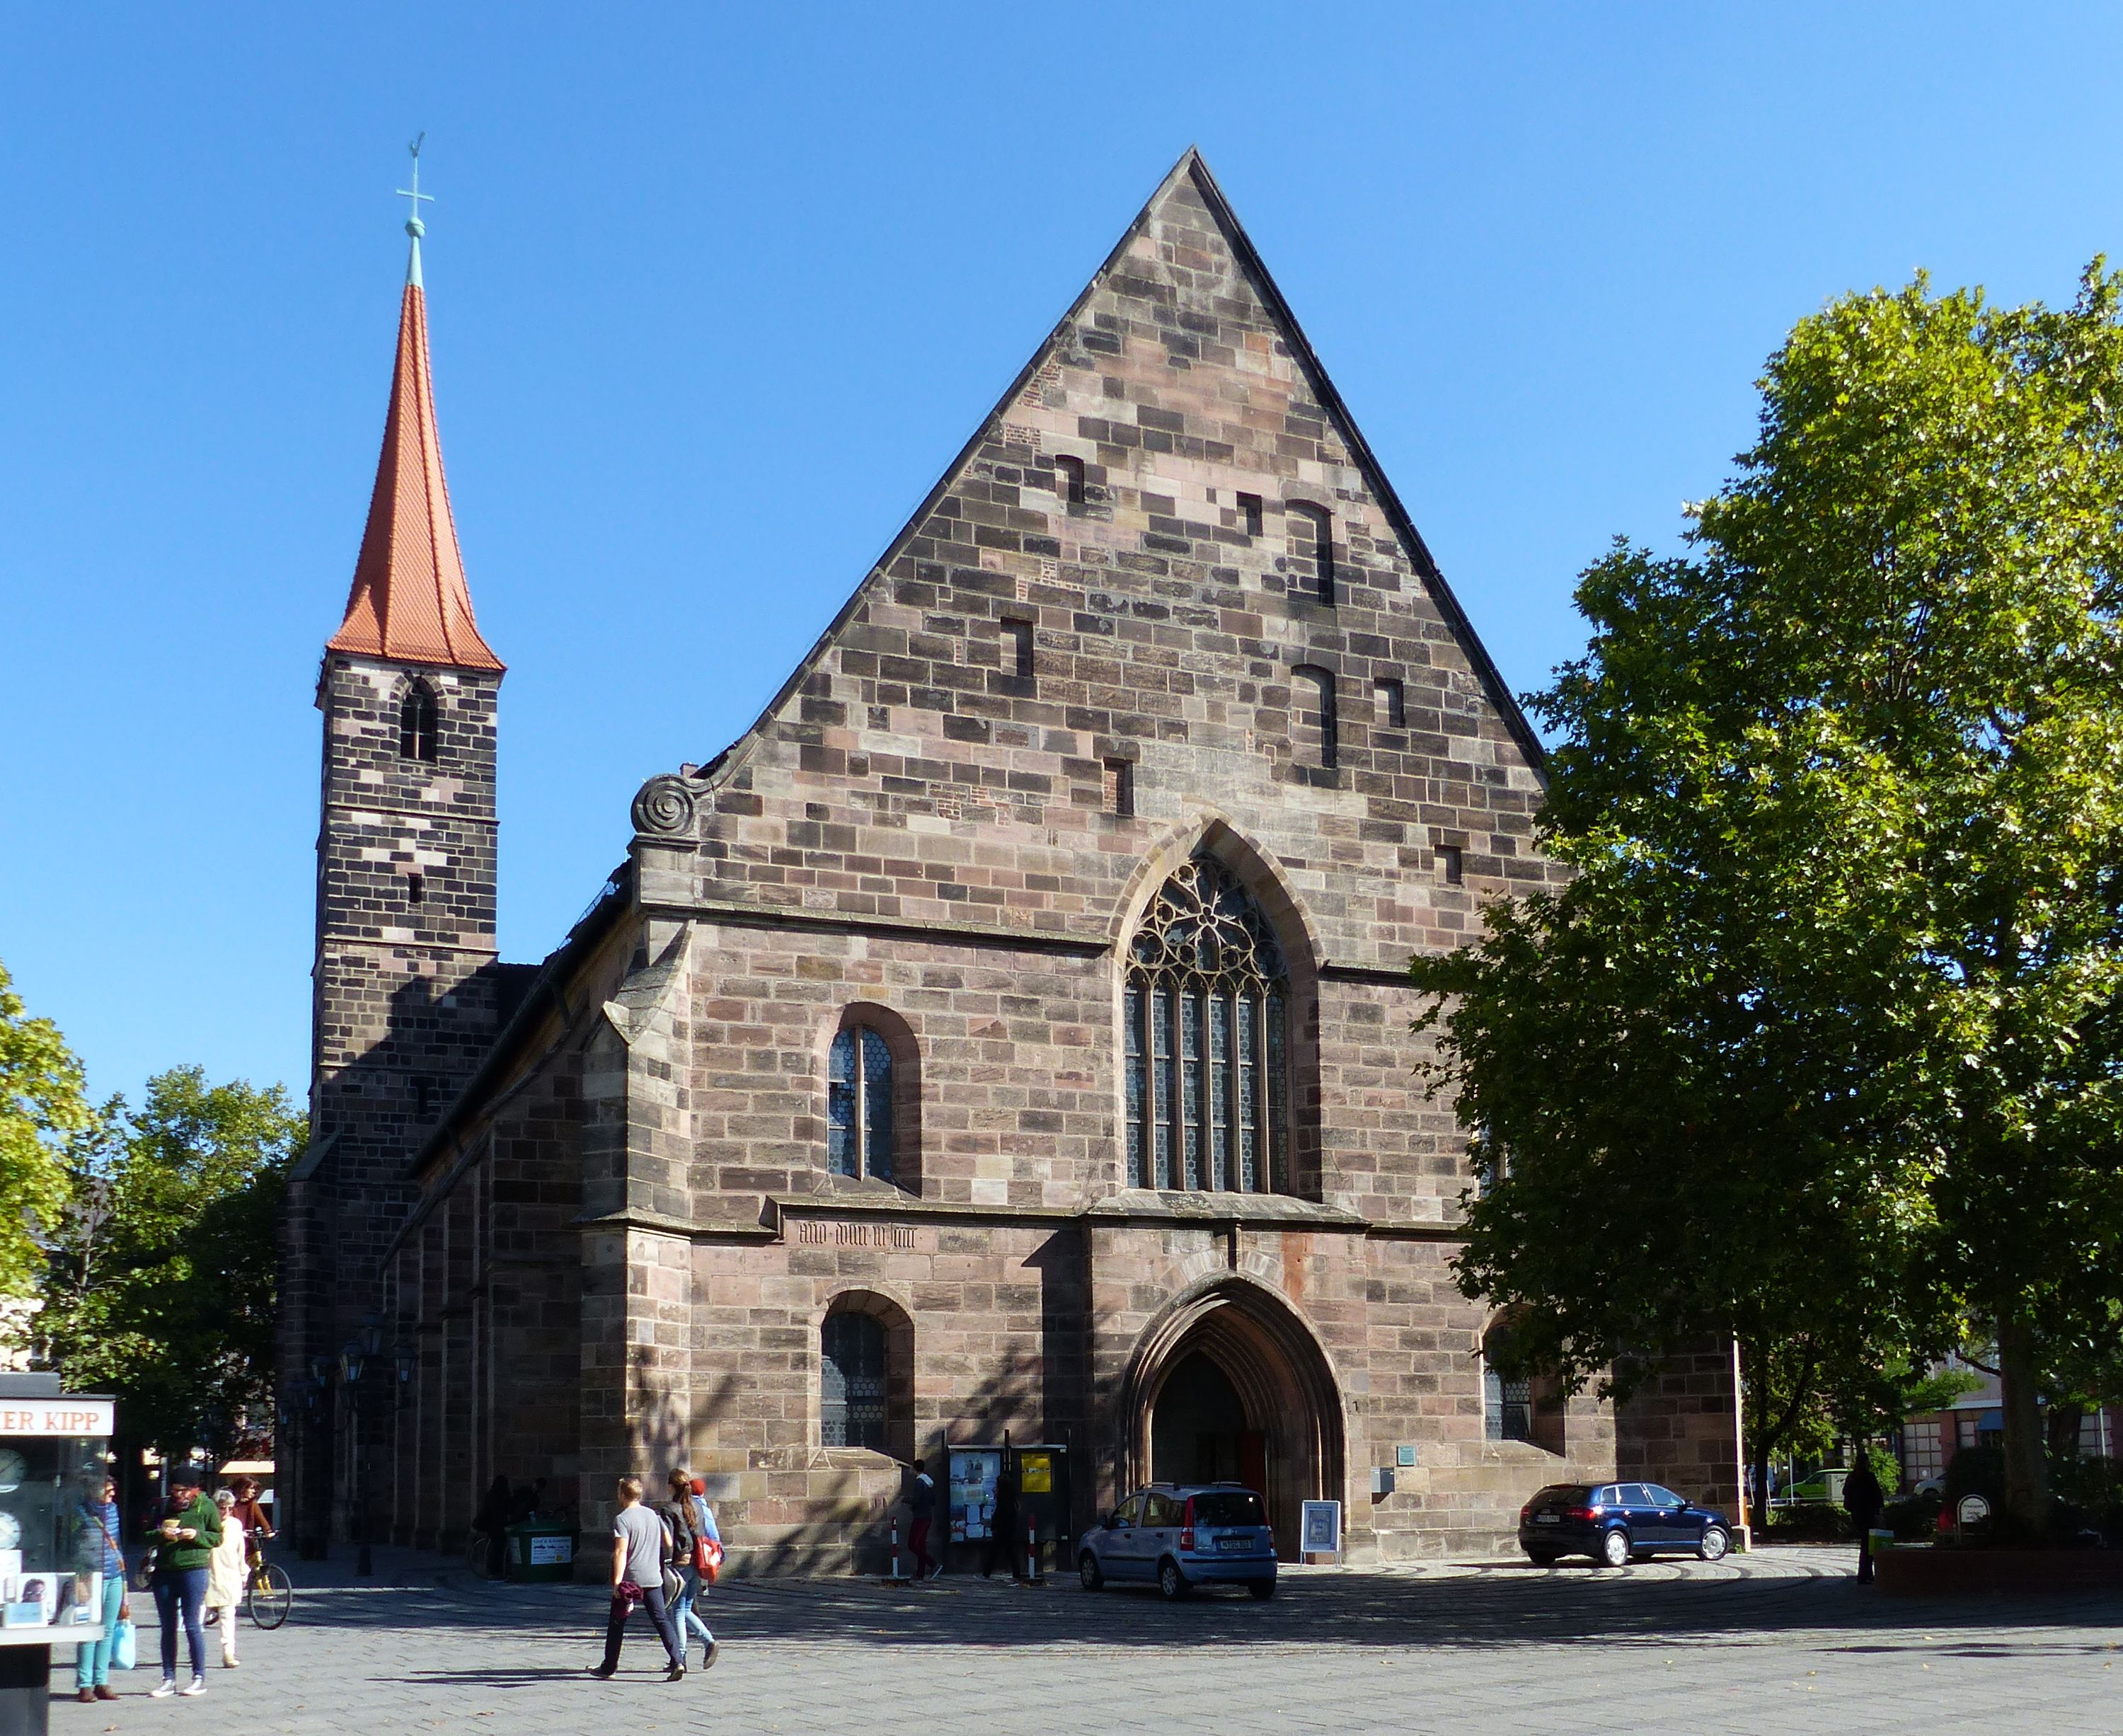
[[1300, 1498, 1342, 1558]]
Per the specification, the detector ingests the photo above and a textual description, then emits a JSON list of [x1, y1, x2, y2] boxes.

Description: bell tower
[[284, 149, 506, 1554]]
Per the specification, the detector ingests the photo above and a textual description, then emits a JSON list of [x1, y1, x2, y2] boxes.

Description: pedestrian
[[226, 1478, 274, 1553], [588, 1476, 685, 1682], [474, 1474, 512, 1577], [907, 1459, 939, 1581], [143, 1464, 221, 1698], [1843, 1456, 1886, 1585], [661, 1468, 718, 1669], [203, 1489, 243, 1667], [73, 1472, 127, 1705], [982, 1458, 1023, 1580]]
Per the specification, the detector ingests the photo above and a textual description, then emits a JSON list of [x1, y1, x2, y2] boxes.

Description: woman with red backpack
[[660, 1468, 720, 1670]]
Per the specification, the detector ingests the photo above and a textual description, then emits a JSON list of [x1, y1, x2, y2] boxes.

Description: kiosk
[[0, 1374, 115, 1736]]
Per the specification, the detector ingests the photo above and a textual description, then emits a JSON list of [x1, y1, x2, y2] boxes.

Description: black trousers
[[1856, 1527, 1875, 1583], [982, 1519, 1023, 1578], [602, 1585, 683, 1670]]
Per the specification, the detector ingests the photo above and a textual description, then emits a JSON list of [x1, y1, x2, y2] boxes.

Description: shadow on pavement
[[262, 1547, 2123, 1655]]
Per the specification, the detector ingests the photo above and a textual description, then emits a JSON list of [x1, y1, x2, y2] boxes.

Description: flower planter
[[1873, 1546, 2123, 1597]]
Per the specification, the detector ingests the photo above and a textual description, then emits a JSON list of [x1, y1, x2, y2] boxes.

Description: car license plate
[[1218, 1536, 1251, 1551], [1534, 1514, 1560, 1524]]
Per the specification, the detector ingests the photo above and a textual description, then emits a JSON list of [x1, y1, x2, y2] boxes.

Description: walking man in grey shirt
[[589, 1476, 685, 1681]]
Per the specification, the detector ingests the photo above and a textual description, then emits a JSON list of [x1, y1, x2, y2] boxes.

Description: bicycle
[[245, 1544, 292, 1630], [465, 1529, 503, 1582]]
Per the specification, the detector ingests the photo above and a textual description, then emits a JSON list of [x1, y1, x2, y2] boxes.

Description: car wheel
[[1247, 1578, 1275, 1600], [1157, 1558, 1190, 1601], [1524, 1548, 1559, 1567], [1078, 1551, 1104, 1592], [1698, 1525, 1730, 1563], [1600, 1528, 1632, 1568]]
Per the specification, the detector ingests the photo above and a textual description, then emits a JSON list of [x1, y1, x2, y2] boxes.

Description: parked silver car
[[1076, 1483, 1277, 1599]]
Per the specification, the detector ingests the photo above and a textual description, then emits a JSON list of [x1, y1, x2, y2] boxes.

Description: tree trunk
[[1996, 1311, 2049, 1531]]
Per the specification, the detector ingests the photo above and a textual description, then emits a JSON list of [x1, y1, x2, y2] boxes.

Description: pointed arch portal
[[1122, 1279, 1345, 1561]]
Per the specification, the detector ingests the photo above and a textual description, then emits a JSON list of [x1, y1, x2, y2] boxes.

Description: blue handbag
[[110, 1615, 137, 1671]]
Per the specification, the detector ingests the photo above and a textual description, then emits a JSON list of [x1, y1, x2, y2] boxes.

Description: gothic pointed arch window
[[398, 681, 439, 763], [1123, 854, 1291, 1192]]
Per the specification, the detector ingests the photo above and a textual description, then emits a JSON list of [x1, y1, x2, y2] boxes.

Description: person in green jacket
[[142, 1466, 221, 1697]]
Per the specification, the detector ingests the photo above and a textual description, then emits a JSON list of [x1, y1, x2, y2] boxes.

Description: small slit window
[[1054, 454, 1086, 505], [406, 872, 425, 906], [1289, 502, 1334, 604], [1294, 667, 1337, 770], [1375, 677, 1405, 729], [1103, 757, 1135, 818], [1003, 619, 1035, 680], [398, 682, 439, 762], [1439, 844, 1464, 886], [1236, 493, 1262, 537]]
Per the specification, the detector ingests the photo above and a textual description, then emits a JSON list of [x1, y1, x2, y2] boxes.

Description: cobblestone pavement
[[46, 1544, 2120, 1735]]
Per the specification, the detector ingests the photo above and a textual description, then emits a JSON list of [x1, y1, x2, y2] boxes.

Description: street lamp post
[[340, 1315, 384, 1577]]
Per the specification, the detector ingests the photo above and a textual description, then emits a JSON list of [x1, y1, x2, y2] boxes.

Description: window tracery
[[1123, 855, 1289, 1192]]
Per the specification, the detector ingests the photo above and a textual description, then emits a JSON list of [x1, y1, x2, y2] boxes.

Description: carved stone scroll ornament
[[630, 774, 696, 837]]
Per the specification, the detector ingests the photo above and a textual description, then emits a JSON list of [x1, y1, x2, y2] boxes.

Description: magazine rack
[[0, 1373, 115, 1736]]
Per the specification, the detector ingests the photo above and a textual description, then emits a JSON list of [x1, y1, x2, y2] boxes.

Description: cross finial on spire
[[396, 134, 432, 287]]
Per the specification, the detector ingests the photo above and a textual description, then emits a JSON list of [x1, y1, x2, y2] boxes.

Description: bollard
[[1026, 1515, 1041, 1585], [887, 1515, 909, 1583]]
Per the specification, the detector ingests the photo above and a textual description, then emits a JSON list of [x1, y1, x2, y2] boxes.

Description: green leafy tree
[[39, 1067, 303, 1460], [1414, 265, 2123, 1530], [0, 961, 86, 1302]]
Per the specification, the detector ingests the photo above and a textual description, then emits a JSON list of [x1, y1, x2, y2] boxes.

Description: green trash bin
[[507, 1519, 577, 1582]]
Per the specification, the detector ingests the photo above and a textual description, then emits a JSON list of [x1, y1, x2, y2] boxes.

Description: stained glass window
[[827, 1023, 895, 1182], [821, 1311, 887, 1451], [1122, 855, 1291, 1193]]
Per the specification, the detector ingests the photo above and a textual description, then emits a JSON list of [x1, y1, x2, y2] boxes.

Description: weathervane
[[396, 133, 432, 241]]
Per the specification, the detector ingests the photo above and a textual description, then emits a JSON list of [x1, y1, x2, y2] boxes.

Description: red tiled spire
[[326, 236, 504, 673]]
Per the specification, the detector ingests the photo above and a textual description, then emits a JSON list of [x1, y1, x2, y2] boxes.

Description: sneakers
[[589, 1664, 616, 1680], [664, 1663, 686, 1682], [151, 1680, 178, 1698], [701, 1639, 719, 1671], [180, 1677, 207, 1696]]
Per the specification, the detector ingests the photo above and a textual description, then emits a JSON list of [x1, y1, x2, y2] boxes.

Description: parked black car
[[1519, 1481, 1732, 1567]]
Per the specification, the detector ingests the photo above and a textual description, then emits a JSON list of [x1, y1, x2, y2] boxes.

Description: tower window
[[1375, 677, 1405, 728], [1289, 502, 1334, 604], [1103, 757, 1135, 818], [1236, 492, 1263, 537], [414, 1076, 438, 1116], [1439, 844, 1465, 886], [1054, 454, 1086, 505], [398, 684, 439, 762], [1294, 666, 1337, 770], [1003, 619, 1035, 679], [827, 1023, 895, 1182], [406, 872, 425, 905]]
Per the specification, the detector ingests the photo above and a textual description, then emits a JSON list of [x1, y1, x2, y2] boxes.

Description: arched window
[[398, 682, 439, 763], [821, 1311, 887, 1450], [1484, 1355, 1534, 1444], [1123, 855, 1289, 1192], [829, 1025, 895, 1181]]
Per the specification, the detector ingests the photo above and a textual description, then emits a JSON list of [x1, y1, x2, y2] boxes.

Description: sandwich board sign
[[1299, 1499, 1342, 1558]]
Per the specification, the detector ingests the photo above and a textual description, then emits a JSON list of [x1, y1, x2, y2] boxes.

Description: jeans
[[600, 1583, 683, 1672], [909, 1516, 935, 1577], [670, 1565, 713, 1651], [153, 1567, 209, 1682], [75, 1573, 126, 1687]]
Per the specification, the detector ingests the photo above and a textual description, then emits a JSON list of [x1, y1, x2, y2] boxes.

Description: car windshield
[[1191, 1491, 1265, 1527], [1533, 1485, 1589, 1504]]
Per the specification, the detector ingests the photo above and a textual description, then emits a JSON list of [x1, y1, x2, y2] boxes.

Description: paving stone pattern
[[54, 1546, 2121, 1735]]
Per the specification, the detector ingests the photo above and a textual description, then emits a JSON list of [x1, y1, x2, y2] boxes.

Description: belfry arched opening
[[1127, 1280, 1345, 1560]]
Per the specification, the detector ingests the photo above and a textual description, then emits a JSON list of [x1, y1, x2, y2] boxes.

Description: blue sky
[[4, 3, 2120, 1108]]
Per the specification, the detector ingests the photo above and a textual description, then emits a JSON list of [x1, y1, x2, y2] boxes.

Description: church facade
[[284, 152, 1742, 1571]]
